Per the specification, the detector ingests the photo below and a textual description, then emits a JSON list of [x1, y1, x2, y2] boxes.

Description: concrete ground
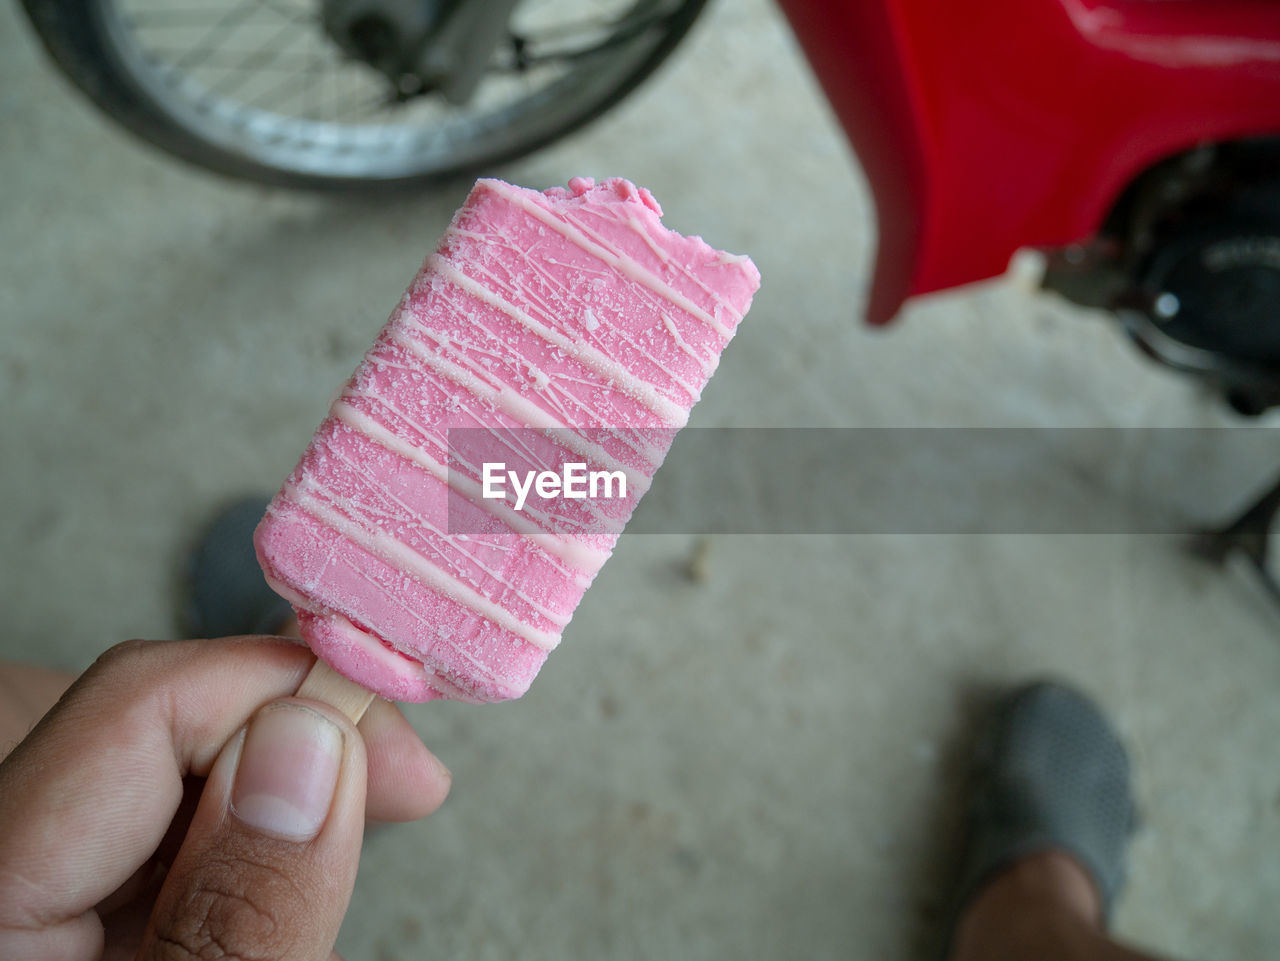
[[3, 0, 1279, 958]]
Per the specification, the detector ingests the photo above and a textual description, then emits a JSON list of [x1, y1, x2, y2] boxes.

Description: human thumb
[[138, 698, 367, 961]]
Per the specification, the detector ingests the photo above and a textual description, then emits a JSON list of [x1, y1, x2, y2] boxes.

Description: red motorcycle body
[[777, 0, 1280, 324]]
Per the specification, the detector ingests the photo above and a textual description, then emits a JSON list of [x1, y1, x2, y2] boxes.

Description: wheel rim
[[100, 0, 685, 180]]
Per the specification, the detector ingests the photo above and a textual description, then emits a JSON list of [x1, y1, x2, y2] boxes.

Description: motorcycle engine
[[1045, 141, 1280, 415], [1142, 227, 1280, 367]]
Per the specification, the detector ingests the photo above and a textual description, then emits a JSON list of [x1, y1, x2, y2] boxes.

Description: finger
[[99, 860, 166, 961], [138, 698, 366, 961], [0, 638, 313, 961], [359, 700, 450, 823], [0, 637, 436, 959]]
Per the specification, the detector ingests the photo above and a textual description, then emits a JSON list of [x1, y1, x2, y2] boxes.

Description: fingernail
[[232, 703, 344, 841]]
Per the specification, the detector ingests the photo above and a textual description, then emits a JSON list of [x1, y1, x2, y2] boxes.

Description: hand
[[0, 637, 451, 961]]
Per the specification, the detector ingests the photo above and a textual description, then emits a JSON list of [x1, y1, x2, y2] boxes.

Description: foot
[[183, 496, 295, 638], [944, 681, 1139, 960], [949, 849, 1101, 960]]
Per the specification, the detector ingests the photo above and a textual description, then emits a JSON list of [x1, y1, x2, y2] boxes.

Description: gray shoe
[[951, 681, 1139, 936], [183, 495, 293, 638]]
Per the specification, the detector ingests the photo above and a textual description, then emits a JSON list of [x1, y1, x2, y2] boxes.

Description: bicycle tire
[[19, 0, 710, 190]]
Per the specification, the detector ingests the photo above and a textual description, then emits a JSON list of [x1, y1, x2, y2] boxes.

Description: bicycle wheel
[[20, 0, 709, 189]]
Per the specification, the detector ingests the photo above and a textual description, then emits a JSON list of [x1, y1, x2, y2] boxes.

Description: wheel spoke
[[128, 7, 314, 28], [145, 48, 323, 68], [326, 84, 390, 122], [256, 0, 314, 21], [239, 43, 341, 108], [207, 17, 314, 97], [128, 8, 285, 24], [101, 0, 695, 179], [171, 0, 272, 69], [304, 35, 320, 119]]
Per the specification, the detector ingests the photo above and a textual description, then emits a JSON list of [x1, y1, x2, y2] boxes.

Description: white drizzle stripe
[[258, 569, 443, 680], [344, 381, 653, 509], [661, 312, 712, 373], [343, 401, 622, 552], [266, 560, 491, 702], [447, 450, 629, 539], [375, 324, 659, 481], [343, 371, 652, 503], [622, 210, 673, 264], [392, 320, 653, 464], [567, 204, 738, 319], [329, 401, 610, 575], [478, 180, 738, 340], [295, 473, 570, 629], [388, 323, 670, 468], [447, 226, 711, 390], [444, 428, 632, 534], [425, 256, 690, 427], [324, 407, 607, 595], [332, 398, 616, 566], [597, 205, 747, 321], [331, 400, 449, 482], [331, 401, 609, 574], [258, 539, 461, 682], [316, 436, 579, 622], [285, 482, 563, 652]]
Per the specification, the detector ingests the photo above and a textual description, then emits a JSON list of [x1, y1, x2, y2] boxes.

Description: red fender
[[777, 0, 1280, 323]]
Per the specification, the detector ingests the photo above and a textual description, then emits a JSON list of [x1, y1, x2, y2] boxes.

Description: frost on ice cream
[[255, 176, 760, 703]]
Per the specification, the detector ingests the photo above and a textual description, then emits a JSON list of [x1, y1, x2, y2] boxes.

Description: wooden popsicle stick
[[296, 658, 376, 724]]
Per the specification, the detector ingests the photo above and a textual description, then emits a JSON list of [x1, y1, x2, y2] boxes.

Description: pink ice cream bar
[[255, 177, 760, 703]]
